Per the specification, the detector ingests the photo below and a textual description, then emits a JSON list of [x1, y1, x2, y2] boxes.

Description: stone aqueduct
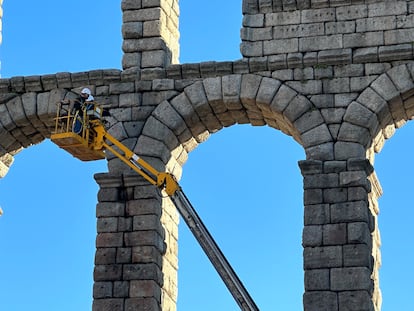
[[1, 0, 414, 310]]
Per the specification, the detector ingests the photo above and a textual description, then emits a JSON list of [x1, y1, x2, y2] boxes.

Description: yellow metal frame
[[51, 103, 105, 161], [50, 102, 180, 195], [90, 120, 179, 195]]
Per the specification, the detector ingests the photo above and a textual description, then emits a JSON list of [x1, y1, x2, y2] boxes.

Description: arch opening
[[0, 140, 107, 310], [141, 74, 309, 179], [179, 0, 243, 64], [177, 124, 305, 310], [374, 120, 414, 310], [360, 79, 414, 310]]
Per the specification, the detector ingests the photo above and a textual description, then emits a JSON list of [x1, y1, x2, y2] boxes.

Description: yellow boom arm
[[90, 120, 180, 196], [50, 102, 259, 311]]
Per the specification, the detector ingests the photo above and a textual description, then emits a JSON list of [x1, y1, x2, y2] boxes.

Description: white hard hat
[[81, 88, 91, 95]]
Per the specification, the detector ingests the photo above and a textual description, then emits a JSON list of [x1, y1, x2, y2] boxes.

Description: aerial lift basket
[[50, 102, 105, 161]]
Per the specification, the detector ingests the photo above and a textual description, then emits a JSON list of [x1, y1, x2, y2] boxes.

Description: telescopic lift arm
[[51, 105, 259, 311], [91, 121, 259, 311]]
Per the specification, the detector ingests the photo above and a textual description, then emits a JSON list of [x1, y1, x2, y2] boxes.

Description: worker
[[72, 88, 94, 134], [85, 94, 95, 111], [73, 87, 93, 114]]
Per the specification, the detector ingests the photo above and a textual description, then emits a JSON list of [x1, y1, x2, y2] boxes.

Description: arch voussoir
[[152, 100, 189, 139], [344, 101, 380, 137], [7, 96, 29, 128], [142, 116, 180, 153], [370, 72, 400, 103], [184, 80, 223, 133], [149, 99, 201, 154], [301, 124, 332, 149], [255, 76, 284, 127], [339, 73, 394, 151], [1, 97, 19, 130], [239, 74, 266, 126], [337, 121, 372, 148], [222, 74, 244, 113], [294, 110, 325, 135], [169, 93, 203, 130], [136, 134, 172, 169], [269, 84, 298, 114], [357, 87, 390, 125], [240, 74, 262, 107], [257, 77, 282, 105], [283, 95, 312, 125], [386, 64, 414, 99], [203, 76, 236, 128], [340, 64, 414, 154]]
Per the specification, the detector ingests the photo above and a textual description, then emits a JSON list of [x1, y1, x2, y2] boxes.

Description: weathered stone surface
[[338, 290, 373, 311], [304, 203, 330, 225], [92, 298, 124, 311], [331, 201, 369, 223], [94, 264, 123, 282], [3, 1, 414, 310], [331, 267, 373, 291], [343, 244, 372, 267], [303, 291, 338, 311], [304, 246, 342, 269], [304, 269, 330, 290], [303, 225, 323, 246]]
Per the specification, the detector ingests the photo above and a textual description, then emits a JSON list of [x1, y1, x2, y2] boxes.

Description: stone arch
[[0, 90, 62, 176], [338, 63, 414, 160], [0, 88, 98, 152], [0, 86, 106, 177], [136, 73, 333, 181], [133, 73, 315, 308]]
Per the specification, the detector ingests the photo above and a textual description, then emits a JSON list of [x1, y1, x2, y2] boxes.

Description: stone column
[[299, 158, 377, 311], [93, 173, 179, 311], [121, 0, 180, 74]]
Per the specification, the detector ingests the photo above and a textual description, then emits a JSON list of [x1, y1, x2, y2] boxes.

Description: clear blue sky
[[0, 1, 413, 310]]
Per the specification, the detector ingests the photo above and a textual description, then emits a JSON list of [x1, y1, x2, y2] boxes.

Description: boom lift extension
[[50, 102, 259, 311]]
